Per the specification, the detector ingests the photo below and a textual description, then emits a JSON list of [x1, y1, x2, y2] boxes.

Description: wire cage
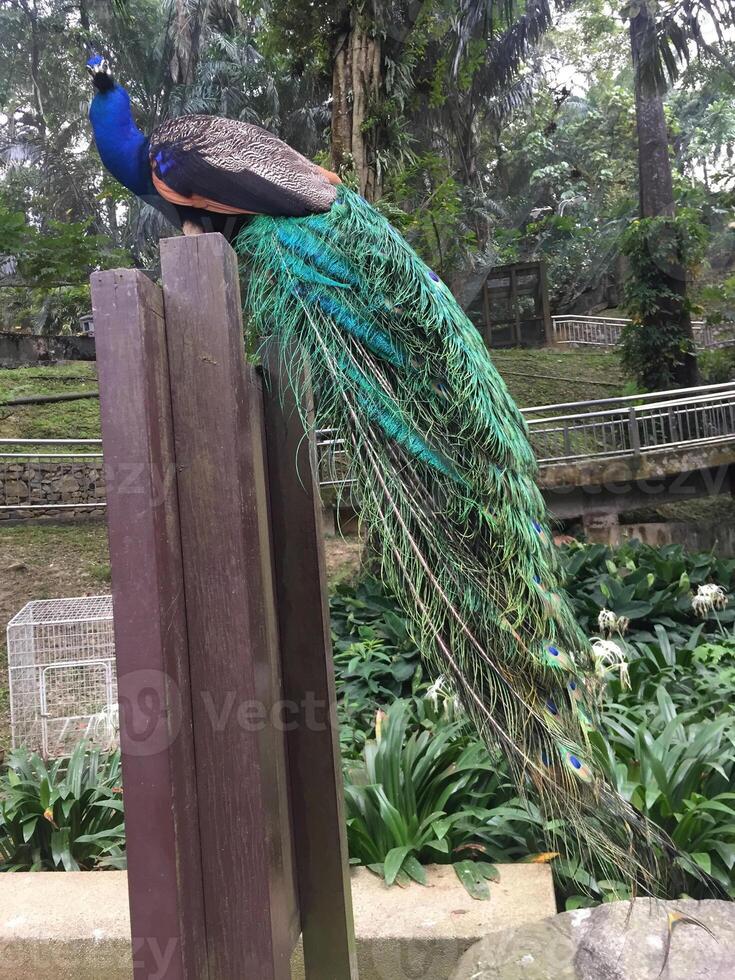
[[7, 595, 117, 758]]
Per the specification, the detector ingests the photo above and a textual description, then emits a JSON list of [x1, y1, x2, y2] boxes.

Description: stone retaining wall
[[0, 459, 105, 520]]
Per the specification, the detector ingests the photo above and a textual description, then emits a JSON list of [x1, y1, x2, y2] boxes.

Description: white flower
[[591, 638, 631, 689], [691, 584, 728, 617], [426, 674, 464, 720], [598, 609, 617, 635], [426, 674, 447, 709], [597, 609, 629, 636]]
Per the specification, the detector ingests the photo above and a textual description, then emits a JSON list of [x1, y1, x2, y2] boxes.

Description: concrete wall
[[0, 333, 95, 368], [540, 444, 735, 521], [581, 517, 735, 556], [0, 865, 556, 980]]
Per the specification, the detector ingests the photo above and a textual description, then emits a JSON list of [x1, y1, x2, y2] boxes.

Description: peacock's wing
[[148, 115, 340, 218], [234, 187, 681, 896]]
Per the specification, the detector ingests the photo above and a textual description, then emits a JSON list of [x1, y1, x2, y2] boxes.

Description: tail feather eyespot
[[559, 747, 594, 782]]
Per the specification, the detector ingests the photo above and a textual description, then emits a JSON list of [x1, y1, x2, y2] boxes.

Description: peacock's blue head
[[86, 53, 115, 94]]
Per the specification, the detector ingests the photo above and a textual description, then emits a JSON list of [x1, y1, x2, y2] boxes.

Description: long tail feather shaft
[[236, 188, 678, 894]]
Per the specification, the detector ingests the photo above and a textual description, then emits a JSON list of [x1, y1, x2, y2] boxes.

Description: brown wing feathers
[[149, 116, 339, 218]]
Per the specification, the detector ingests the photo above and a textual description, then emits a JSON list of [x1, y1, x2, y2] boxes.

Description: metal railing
[[525, 381, 735, 463], [551, 315, 631, 348], [3, 384, 735, 511], [550, 314, 730, 350], [315, 382, 735, 483], [0, 438, 105, 512]]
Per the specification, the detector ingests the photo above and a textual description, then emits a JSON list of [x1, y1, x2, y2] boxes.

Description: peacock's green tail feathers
[[235, 187, 679, 896]]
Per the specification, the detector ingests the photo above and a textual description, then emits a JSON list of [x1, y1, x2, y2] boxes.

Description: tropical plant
[[595, 690, 735, 895], [336, 546, 735, 906], [343, 701, 546, 898], [0, 743, 125, 871], [561, 539, 735, 643], [330, 574, 427, 757]]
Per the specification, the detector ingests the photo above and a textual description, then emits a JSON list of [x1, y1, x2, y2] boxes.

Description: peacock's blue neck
[[89, 84, 154, 198]]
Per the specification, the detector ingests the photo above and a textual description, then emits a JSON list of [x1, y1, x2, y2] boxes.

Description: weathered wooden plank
[[91, 269, 208, 979], [262, 345, 359, 979], [159, 234, 298, 979]]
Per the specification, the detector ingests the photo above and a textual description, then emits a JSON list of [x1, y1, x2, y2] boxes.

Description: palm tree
[[169, 0, 242, 84], [625, 0, 734, 387], [268, 0, 569, 202]]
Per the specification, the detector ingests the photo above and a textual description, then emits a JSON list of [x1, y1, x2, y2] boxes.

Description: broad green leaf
[[453, 860, 495, 900], [384, 846, 412, 886]]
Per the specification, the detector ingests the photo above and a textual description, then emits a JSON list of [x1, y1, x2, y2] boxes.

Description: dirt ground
[[0, 518, 362, 759]]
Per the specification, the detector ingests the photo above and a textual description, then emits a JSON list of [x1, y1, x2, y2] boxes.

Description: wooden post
[[91, 269, 208, 979], [159, 234, 298, 979], [94, 235, 357, 980], [262, 346, 359, 979]]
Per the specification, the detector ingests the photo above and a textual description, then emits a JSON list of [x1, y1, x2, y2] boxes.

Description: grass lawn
[[0, 363, 100, 441], [0, 521, 111, 760], [0, 348, 625, 444], [490, 347, 624, 407]]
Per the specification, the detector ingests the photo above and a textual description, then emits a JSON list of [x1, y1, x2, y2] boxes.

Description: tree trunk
[[331, 22, 382, 201], [629, 2, 698, 387], [170, 0, 212, 85]]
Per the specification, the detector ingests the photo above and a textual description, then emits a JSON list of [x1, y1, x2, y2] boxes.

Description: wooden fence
[[91, 235, 357, 979]]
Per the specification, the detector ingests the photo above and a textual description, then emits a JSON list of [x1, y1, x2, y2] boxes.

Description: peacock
[[85, 51, 677, 895]]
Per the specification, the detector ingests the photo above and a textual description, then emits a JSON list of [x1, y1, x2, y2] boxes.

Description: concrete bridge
[[525, 382, 735, 522], [316, 381, 735, 526]]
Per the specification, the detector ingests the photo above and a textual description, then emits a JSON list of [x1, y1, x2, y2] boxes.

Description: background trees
[[0, 0, 732, 386], [622, 0, 735, 386]]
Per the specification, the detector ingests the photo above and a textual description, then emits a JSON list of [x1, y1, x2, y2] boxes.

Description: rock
[[451, 899, 735, 980], [55, 474, 80, 494], [3, 479, 29, 498]]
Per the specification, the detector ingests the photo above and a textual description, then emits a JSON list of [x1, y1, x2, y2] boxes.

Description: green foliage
[[559, 541, 735, 901], [336, 541, 735, 904], [562, 539, 735, 644], [0, 205, 26, 256], [18, 221, 125, 289], [385, 154, 477, 280], [344, 700, 531, 897], [595, 639, 735, 895], [495, 68, 639, 311], [330, 576, 426, 760], [698, 346, 735, 384], [619, 210, 709, 390], [0, 204, 130, 334], [0, 743, 125, 871]]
